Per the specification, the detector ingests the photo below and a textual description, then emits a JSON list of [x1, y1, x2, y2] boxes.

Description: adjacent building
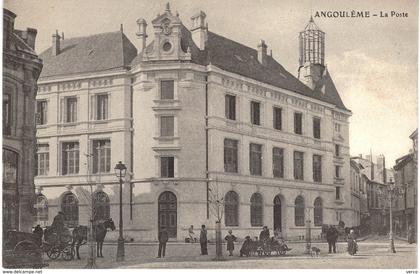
[[35, 4, 352, 241], [3, 9, 43, 233], [393, 129, 417, 238], [351, 154, 395, 233]]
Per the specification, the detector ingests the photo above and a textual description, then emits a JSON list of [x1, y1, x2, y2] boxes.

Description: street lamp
[[114, 161, 127, 262], [379, 178, 403, 253], [305, 208, 312, 254]]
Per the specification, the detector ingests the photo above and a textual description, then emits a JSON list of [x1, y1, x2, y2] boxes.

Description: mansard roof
[[39, 24, 348, 111], [39, 31, 137, 79], [132, 26, 348, 111]]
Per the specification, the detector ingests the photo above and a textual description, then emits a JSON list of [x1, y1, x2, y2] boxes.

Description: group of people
[[158, 225, 209, 258]]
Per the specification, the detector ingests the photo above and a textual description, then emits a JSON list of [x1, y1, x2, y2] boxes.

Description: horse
[[95, 218, 116, 257], [71, 218, 116, 259]]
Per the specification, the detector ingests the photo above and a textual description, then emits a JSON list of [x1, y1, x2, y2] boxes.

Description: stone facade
[[3, 8, 43, 233], [35, 4, 352, 242]]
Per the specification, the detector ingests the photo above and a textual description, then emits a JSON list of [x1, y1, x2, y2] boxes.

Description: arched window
[[61, 192, 79, 227], [250, 193, 263, 227], [35, 194, 48, 222], [294, 196, 305, 226], [225, 191, 239, 226], [314, 197, 323, 226], [93, 191, 110, 222]]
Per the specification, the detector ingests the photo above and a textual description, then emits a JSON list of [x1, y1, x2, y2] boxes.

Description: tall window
[[334, 123, 341, 133], [93, 191, 110, 221], [314, 197, 323, 226], [66, 97, 77, 123], [161, 80, 174, 100], [313, 117, 321, 139], [61, 192, 79, 227], [249, 143, 262, 176], [336, 187, 341, 200], [92, 140, 111, 173], [313, 154, 322, 182], [96, 94, 108, 120], [294, 196, 305, 226], [335, 165, 340, 178], [273, 107, 282, 130], [224, 191, 239, 226], [250, 193, 263, 227], [37, 144, 49, 176], [36, 100, 48, 125], [3, 93, 11, 135], [250, 101, 260, 125], [62, 142, 79, 175], [160, 116, 174, 137], [335, 144, 340, 157], [294, 112, 302, 135], [273, 147, 284, 178], [224, 139, 238, 173], [35, 194, 48, 222], [161, 156, 174, 178], [225, 94, 236, 120], [294, 151, 304, 180]]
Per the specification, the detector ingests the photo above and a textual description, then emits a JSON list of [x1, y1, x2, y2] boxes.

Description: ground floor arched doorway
[[273, 195, 283, 232], [158, 191, 177, 238]]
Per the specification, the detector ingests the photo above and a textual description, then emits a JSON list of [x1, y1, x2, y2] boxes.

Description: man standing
[[326, 225, 339, 253], [157, 227, 169, 258], [259, 226, 270, 241], [200, 225, 208, 255]]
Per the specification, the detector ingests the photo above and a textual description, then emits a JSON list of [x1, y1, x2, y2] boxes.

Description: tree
[[208, 178, 224, 260]]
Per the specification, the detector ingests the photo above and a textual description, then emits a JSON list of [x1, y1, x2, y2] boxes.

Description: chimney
[[190, 11, 207, 50], [136, 18, 148, 53], [52, 30, 61, 56], [25, 28, 37, 50], [257, 40, 267, 66]]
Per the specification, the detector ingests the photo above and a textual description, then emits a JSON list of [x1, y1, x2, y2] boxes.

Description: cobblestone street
[[44, 237, 417, 269]]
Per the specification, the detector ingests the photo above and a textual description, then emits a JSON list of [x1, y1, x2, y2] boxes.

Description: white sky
[[5, 0, 418, 167]]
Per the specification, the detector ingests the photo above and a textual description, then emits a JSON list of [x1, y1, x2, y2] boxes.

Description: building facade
[[393, 129, 417, 238], [350, 159, 364, 227], [35, 4, 352, 241], [352, 154, 395, 233], [3, 9, 43, 233]]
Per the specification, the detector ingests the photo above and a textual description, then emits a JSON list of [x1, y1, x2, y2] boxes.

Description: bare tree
[[208, 178, 224, 260]]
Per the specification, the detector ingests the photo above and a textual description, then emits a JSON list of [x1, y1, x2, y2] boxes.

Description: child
[[224, 229, 237, 256]]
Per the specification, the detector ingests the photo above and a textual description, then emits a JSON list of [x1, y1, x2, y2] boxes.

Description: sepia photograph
[[2, 0, 418, 270]]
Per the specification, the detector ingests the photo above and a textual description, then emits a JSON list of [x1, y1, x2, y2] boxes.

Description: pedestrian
[[188, 225, 197, 243], [157, 227, 169, 258], [240, 236, 252, 257], [224, 229, 237, 256], [408, 225, 415, 244], [347, 229, 358, 255], [33, 224, 43, 239], [200, 224, 208, 255], [259, 226, 270, 242], [326, 225, 338, 253]]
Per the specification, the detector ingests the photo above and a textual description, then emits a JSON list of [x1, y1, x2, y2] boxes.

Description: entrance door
[[273, 195, 282, 231], [158, 191, 177, 238]]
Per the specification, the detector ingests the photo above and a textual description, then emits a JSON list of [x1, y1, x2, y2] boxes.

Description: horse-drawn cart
[[3, 230, 48, 268], [42, 227, 75, 261], [241, 237, 291, 257]]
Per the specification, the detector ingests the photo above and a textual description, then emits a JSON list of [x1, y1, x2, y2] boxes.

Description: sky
[[5, 0, 418, 167]]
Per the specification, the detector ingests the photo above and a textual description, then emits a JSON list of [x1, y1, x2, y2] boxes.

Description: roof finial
[[166, 2, 171, 12], [120, 24, 124, 33], [309, 15, 314, 22]]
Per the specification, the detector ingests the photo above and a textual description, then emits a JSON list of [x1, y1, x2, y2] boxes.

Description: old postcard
[[2, 0, 418, 270]]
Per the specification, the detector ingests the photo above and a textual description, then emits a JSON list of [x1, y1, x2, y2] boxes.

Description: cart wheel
[[279, 249, 286, 255], [62, 246, 74, 261], [47, 246, 61, 260]]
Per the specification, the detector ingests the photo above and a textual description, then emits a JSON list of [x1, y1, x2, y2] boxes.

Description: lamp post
[[304, 208, 312, 254], [114, 161, 127, 262], [84, 152, 96, 268], [380, 178, 403, 253]]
